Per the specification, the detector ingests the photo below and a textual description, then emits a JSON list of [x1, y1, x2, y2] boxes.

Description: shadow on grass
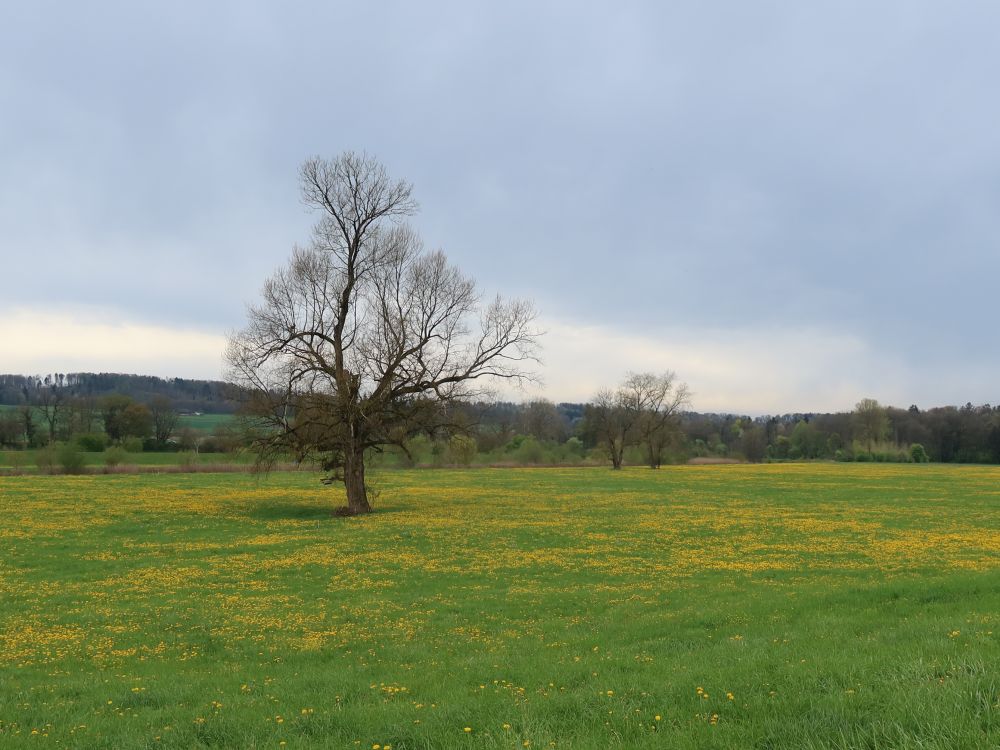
[[247, 501, 405, 521]]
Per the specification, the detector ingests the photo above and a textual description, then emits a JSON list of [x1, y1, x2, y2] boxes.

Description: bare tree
[[587, 371, 689, 469], [150, 396, 179, 444], [587, 388, 638, 469], [227, 152, 540, 515], [627, 372, 690, 468], [34, 383, 65, 444]]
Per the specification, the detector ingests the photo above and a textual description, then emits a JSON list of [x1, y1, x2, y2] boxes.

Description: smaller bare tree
[[628, 372, 690, 468], [587, 371, 689, 469]]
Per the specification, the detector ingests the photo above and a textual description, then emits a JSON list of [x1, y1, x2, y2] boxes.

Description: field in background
[[176, 413, 236, 433], [1, 464, 997, 748], [0, 449, 254, 470]]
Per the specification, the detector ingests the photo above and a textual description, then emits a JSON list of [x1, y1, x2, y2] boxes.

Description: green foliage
[[123, 437, 144, 453], [447, 434, 477, 466], [563, 436, 585, 457], [513, 436, 546, 464], [910, 443, 930, 463], [75, 432, 108, 452], [56, 441, 86, 474], [34, 443, 56, 473], [104, 446, 127, 468]]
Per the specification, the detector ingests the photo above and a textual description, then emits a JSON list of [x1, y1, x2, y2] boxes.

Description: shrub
[[123, 437, 144, 453], [514, 437, 545, 464], [5, 451, 26, 474], [910, 443, 929, 463], [178, 451, 199, 469], [448, 435, 477, 466], [563, 437, 585, 457], [35, 444, 57, 473], [143, 438, 179, 452], [57, 442, 87, 474], [104, 446, 127, 468], [76, 432, 107, 452]]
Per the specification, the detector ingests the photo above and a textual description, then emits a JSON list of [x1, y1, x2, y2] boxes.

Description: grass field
[[0, 464, 997, 748], [176, 414, 236, 433]]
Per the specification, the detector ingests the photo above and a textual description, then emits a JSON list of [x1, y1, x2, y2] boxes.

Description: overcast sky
[[2, 1, 998, 414]]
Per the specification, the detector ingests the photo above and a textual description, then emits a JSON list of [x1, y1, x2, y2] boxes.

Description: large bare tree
[[227, 152, 539, 514]]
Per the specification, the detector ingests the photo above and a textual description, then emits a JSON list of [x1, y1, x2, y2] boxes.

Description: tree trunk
[[611, 442, 624, 470], [343, 447, 372, 514]]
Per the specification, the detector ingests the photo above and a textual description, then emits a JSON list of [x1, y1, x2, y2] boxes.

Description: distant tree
[[150, 396, 179, 443], [587, 371, 688, 469], [0, 411, 22, 448], [448, 434, 478, 466], [988, 425, 1000, 464], [740, 424, 767, 463], [120, 403, 153, 439], [34, 384, 66, 444], [177, 427, 201, 453], [789, 420, 823, 459], [102, 395, 128, 442], [520, 400, 568, 443], [18, 405, 38, 448], [102, 395, 141, 442], [853, 398, 889, 453], [629, 372, 689, 468], [67, 396, 100, 436], [587, 388, 637, 470]]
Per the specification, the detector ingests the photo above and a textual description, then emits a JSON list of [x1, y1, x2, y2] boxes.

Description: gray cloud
[[2, 1, 998, 407]]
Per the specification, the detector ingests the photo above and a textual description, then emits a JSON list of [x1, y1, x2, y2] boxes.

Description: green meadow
[[175, 414, 236, 433], [0, 464, 997, 748]]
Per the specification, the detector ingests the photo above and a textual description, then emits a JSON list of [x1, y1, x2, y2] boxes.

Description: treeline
[[2, 371, 999, 466], [379, 397, 1000, 466], [683, 402, 1000, 464], [0, 392, 240, 453], [0, 373, 238, 413]]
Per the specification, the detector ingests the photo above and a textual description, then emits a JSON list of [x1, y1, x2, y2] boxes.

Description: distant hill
[[0, 373, 239, 413]]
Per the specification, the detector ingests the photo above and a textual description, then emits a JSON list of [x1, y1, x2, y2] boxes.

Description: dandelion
[[726, 692, 734, 700], [464, 727, 472, 733], [655, 715, 661, 721]]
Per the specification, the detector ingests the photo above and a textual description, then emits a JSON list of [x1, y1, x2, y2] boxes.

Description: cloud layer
[[2, 2, 998, 410]]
